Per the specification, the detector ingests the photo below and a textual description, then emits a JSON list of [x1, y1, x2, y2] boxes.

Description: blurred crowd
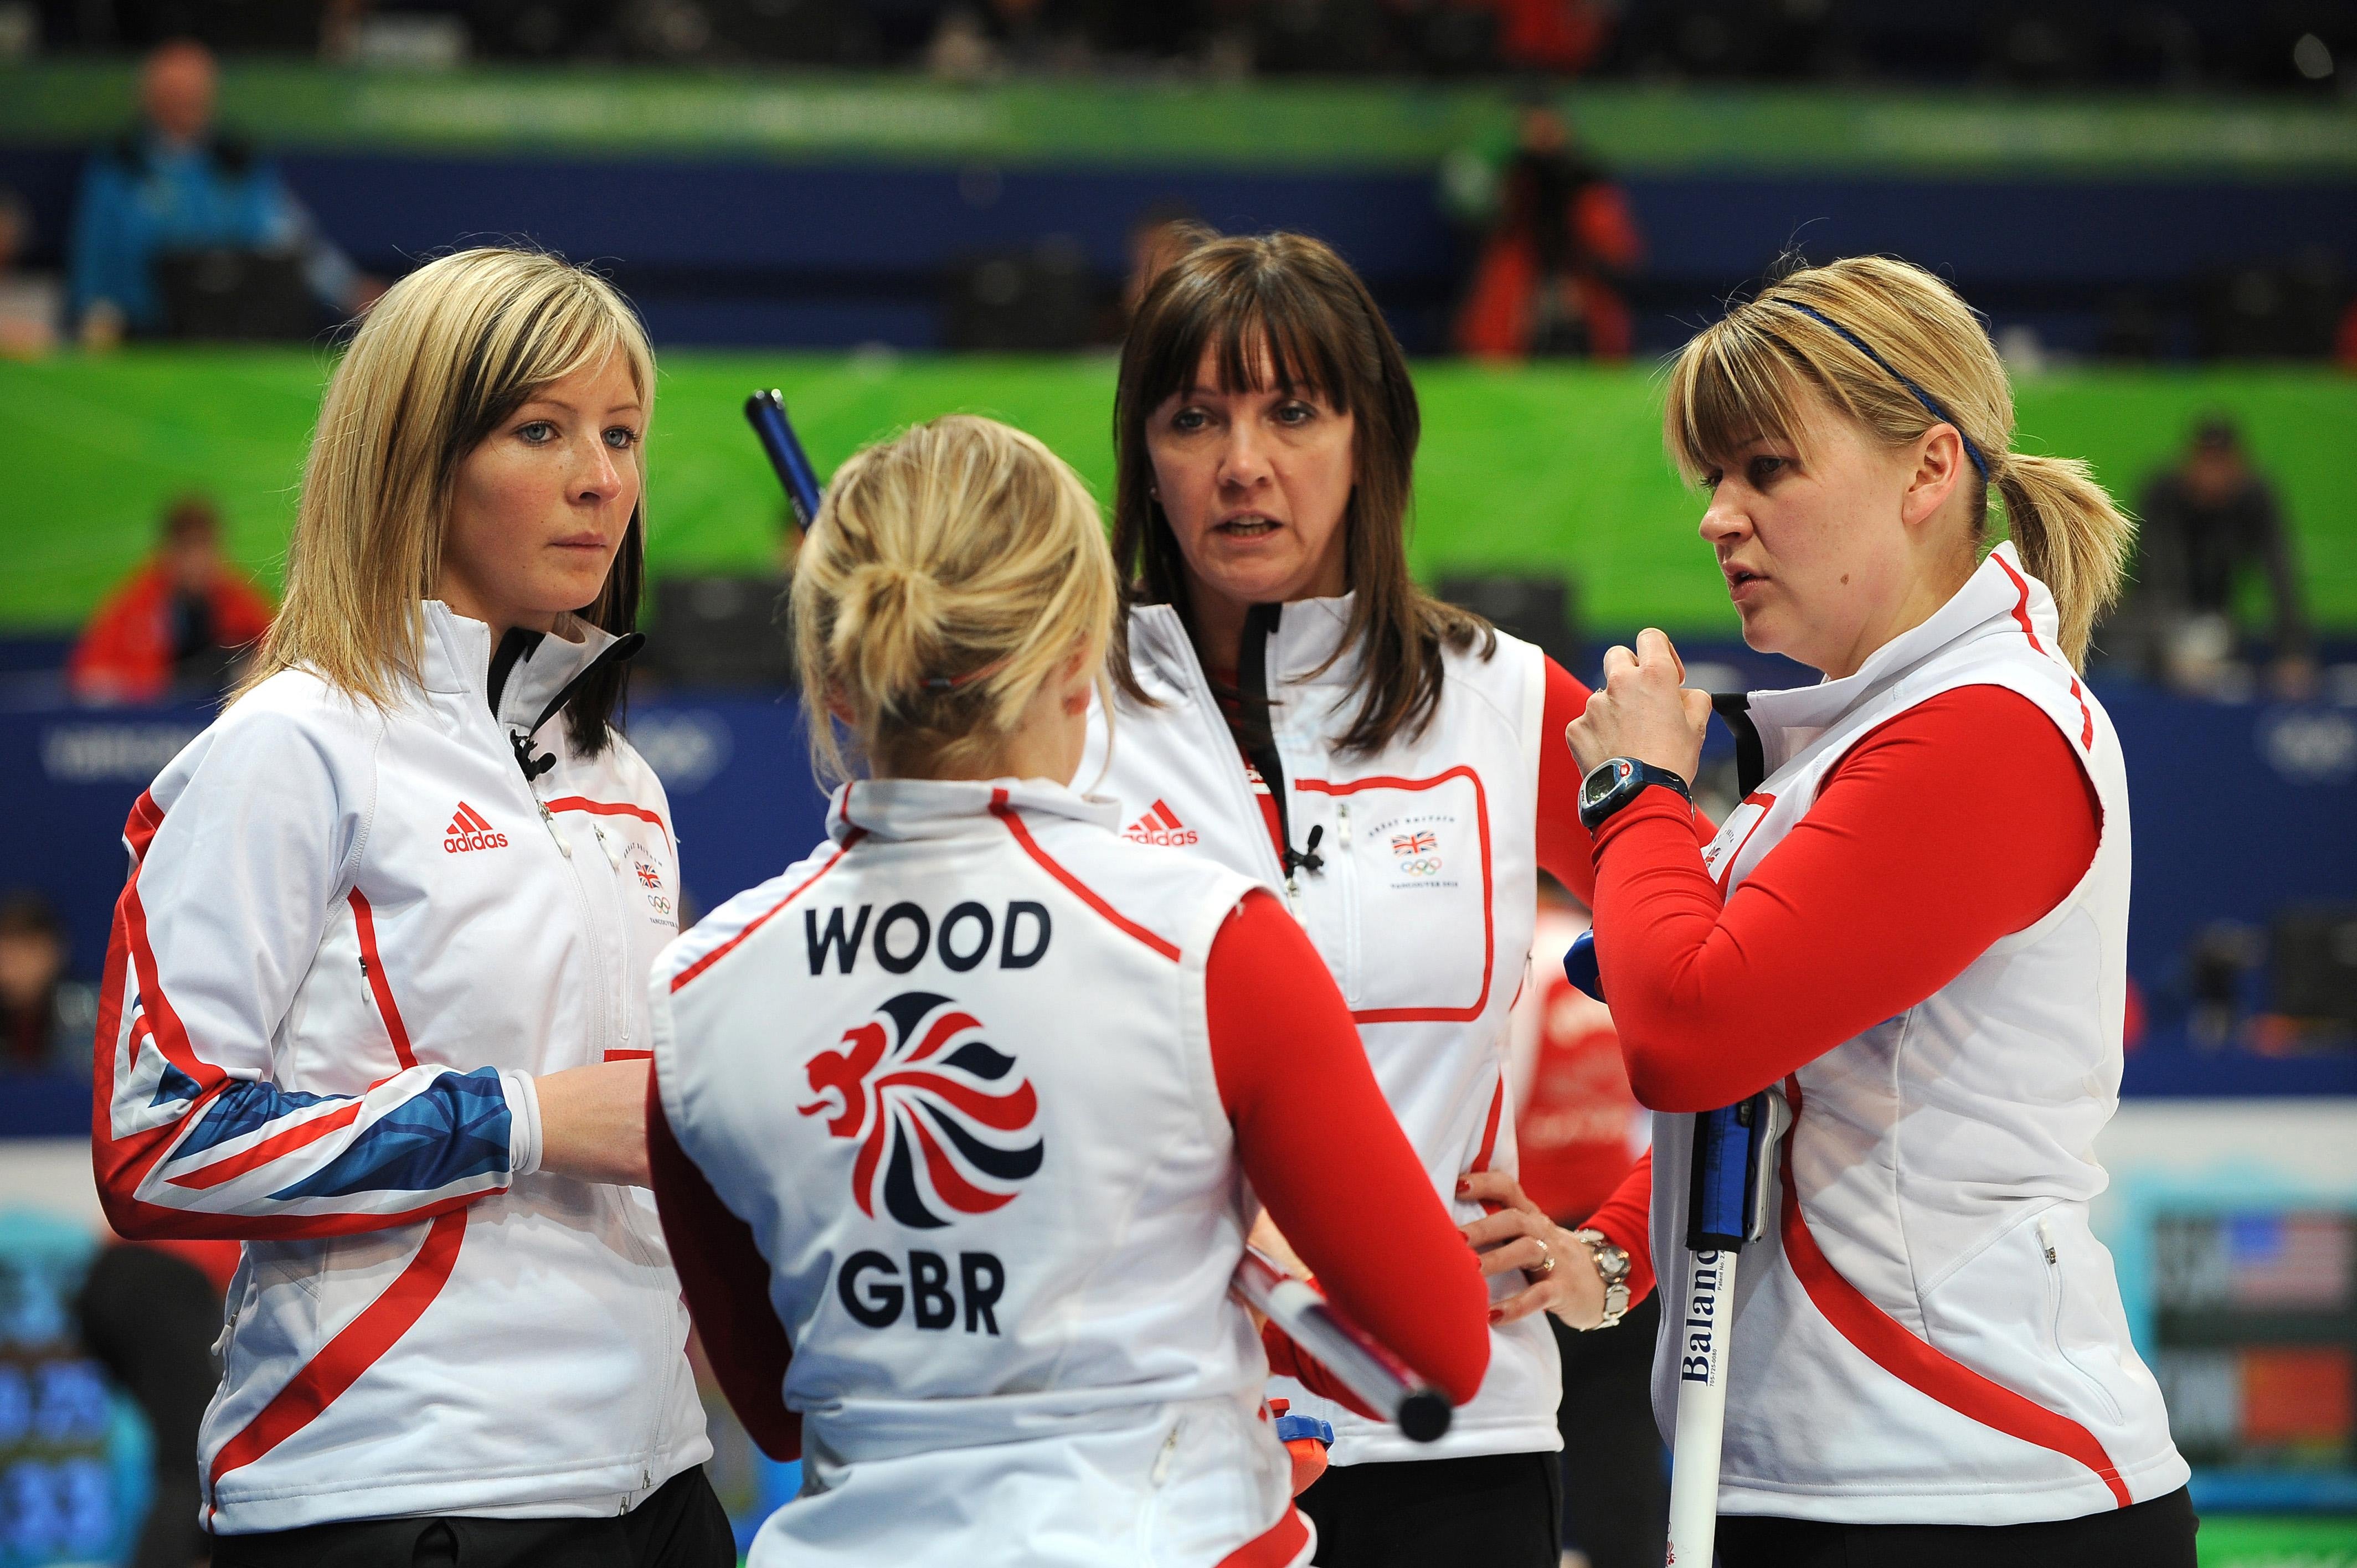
[[8, 0, 2351, 89]]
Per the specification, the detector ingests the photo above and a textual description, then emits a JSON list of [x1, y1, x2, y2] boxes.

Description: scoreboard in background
[[0, 1214, 134, 1568], [2156, 1212, 2356, 1473], [2100, 1102, 2357, 1512]]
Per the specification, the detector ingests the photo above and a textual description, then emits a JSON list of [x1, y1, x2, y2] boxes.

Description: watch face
[[1581, 760, 1627, 809]]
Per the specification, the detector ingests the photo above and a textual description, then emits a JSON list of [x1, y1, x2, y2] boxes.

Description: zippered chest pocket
[[543, 800, 680, 1061], [1298, 768, 1495, 1023]]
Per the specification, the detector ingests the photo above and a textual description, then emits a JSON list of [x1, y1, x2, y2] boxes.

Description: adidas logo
[[443, 802, 510, 855], [1121, 798, 1198, 848]]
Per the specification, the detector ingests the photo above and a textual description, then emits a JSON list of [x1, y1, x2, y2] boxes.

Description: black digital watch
[[1577, 756, 1694, 833]]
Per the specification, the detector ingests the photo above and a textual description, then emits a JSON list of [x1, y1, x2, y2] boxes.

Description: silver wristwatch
[[1568, 1228, 1632, 1330]]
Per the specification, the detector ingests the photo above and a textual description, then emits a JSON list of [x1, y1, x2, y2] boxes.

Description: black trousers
[[76, 1243, 223, 1568], [1552, 1294, 1668, 1568], [206, 1467, 735, 1568], [1295, 1450, 1562, 1568], [1717, 1484, 2199, 1568]]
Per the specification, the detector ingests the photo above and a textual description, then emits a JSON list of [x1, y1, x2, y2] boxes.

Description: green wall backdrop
[[7, 350, 2353, 639]]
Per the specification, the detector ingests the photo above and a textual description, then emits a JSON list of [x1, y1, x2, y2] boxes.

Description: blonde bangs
[[237, 248, 657, 721], [1664, 311, 1843, 487]]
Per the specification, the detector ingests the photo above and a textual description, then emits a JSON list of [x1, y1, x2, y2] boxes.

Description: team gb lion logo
[[797, 991, 1043, 1228]]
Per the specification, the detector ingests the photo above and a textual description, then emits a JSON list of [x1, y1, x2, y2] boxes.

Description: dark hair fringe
[[1108, 229, 1491, 754], [563, 508, 642, 757]]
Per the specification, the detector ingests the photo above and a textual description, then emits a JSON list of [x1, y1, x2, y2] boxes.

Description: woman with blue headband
[[1471, 255, 2195, 1566]]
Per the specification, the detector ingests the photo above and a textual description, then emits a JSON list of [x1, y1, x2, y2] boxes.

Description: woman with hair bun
[[91, 247, 729, 1563], [644, 415, 1489, 1568], [1504, 254, 2196, 1564]]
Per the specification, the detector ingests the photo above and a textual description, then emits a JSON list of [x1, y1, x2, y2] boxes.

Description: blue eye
[[516, 421, 555, 444], [604, 426, 639, 450], [1275, 401, 1314, 425], [1171, 407, 1208, 432]]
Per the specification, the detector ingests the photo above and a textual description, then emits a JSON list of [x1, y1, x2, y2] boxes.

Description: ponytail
[[792, 415, 1117, 783], [1993, 454, 2135, 670], [826, 561, 947, 724], [1666, 255, 2139, 673]]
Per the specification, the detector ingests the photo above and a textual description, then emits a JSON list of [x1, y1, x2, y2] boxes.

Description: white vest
[[1651, 545, 2189, 1524], [1083, 597, 1561, 1466], [651, 778, 1311, 1568]]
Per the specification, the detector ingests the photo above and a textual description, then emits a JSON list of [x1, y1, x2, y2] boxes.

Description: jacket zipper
[[1333, 801, 1361, 1003], [1233, 604, 1324, 908], [1156, 614, 1291, 900], [2036, 1212, 2124, 1423]]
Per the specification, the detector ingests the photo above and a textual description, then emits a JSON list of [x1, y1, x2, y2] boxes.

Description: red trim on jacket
[[1990, 553, 2096, 750], [990, 790, 1181, 962], [1776, 1077, 2132, 1508], [670, 839, 860, 993], [347, 890, 418, 1070], [543, 795, 674, 849], [204, 1209, 469, 1517], [1294, 768, 1495, 1024], [165, 1101, 364, 1191]]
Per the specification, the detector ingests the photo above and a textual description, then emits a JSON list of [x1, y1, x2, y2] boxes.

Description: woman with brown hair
[[1084, 229, 1675, 1566]]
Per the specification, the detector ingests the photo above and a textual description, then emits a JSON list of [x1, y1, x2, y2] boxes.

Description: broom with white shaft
[[1563, 931, 1788, 1567]]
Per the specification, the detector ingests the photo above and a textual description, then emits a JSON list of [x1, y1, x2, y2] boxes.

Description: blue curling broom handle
[[744, 389, 825, 529], [1561, 932, 1787, 1568]]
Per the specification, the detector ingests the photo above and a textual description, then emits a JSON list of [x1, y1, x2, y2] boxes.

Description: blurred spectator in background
[[1452, 102, 1642, 359], [1509, 889, 1665, 1568], [1485, 0, 1612, 74], [0, 188, 63, 357], [69, 38, 376, 345], [68, 494, 273, 703], [2121, 416, 2314, 698], [1123, 202, 1198, 322], [0, 892, 95, 1074], [78, 1239, 229, 1568]]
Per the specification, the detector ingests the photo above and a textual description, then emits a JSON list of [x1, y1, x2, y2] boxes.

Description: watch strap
[[1569, 1227, 1633, 1330], [1577, 757, 1694, 833]]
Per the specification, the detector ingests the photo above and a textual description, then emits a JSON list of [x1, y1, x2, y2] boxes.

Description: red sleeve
[[1589, 687, 2101, 1112], [647, 1075, 801, 1461], [1576, 1148, 1655, 1306], [1207, 890, 1491, 1415], [1536, 657, 1713, 904]]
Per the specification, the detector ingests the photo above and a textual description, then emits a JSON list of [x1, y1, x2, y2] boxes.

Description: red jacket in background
[[1509, 904, 1646, 1225], [68, 560, 273, 702]]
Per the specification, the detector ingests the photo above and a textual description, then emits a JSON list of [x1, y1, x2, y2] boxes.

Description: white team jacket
[[1082, 597, 1561, 1466], [92, 602, 710, 1533], [1649, 544, 2189, 1524], [652, 778, 1311, 1568]]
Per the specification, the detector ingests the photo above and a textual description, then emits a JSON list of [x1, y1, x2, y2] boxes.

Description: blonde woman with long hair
[[90, 248, 729, 1566], [644, 415, 1489, 1567], [1470, 256, 2196, 1565]]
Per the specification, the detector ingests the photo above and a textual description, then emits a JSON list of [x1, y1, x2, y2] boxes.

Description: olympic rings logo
[[1396, 857, 1444, 877]]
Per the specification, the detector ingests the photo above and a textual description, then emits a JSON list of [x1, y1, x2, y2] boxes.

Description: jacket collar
[[826, 776, 1121, 845], [418, 601, 620, 732], [1741, 541, 2057, 772], [1130, 592, 1362, 691]]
